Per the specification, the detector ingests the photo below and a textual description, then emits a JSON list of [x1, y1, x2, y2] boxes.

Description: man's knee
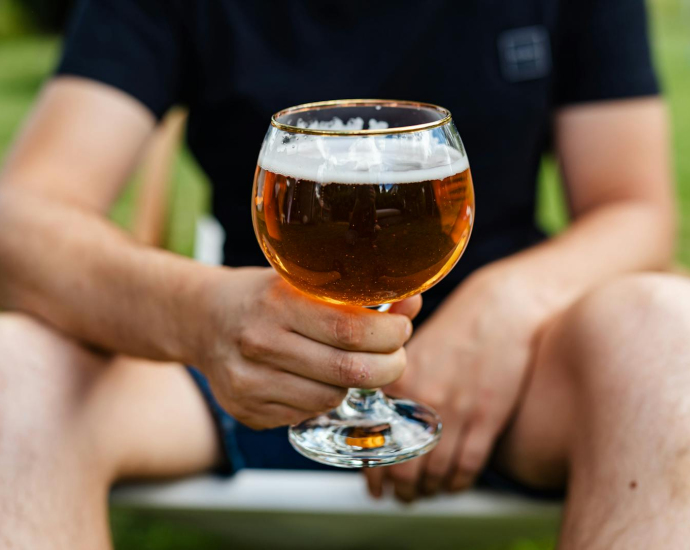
[[495, 274, 690, 488], [553, 274, 690, 487], [559, 274, 690, 362], [0, 313, 103, 456], [0, 312, 99, 396], [559, 273, 690, 376]]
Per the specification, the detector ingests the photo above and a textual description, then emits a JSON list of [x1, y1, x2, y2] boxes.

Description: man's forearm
[[0, 186, 222, 366], [482, 201, 676, 314]]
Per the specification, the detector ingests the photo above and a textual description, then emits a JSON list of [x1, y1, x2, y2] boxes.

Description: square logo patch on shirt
[[498, 25, 552, 83]]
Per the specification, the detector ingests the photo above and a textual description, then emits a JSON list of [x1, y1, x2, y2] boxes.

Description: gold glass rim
[[270, 99, 452, 136]]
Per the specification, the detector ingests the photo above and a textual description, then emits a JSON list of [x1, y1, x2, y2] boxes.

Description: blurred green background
[[0, 1, 688, 548]]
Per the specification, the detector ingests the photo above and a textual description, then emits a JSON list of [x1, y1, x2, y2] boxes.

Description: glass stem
[[344, 304, 392, 410], [345, 388, 385, 413]]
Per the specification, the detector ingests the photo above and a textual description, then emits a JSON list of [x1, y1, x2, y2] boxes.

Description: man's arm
[[366, 97, 676, 500], [0, 78, 213, 363], [0, 78, 228, 364], [0, 78, 416, 429], [496, 97, 675, 308]]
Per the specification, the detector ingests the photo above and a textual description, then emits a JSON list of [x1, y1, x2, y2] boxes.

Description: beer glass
[[252, 100, 474, 467]]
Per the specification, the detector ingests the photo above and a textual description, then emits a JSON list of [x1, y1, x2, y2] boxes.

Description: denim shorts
[[187, 367, 564, 500]]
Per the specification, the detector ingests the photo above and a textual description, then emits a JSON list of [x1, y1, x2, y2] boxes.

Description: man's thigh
[[0, 312, 220, 482], [490, 272, 690, 491]]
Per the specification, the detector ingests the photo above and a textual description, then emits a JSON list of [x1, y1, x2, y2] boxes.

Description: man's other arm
[[497, 97, 676, 308]]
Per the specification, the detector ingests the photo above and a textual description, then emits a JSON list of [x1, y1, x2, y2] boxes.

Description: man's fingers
[[420, 413, 464, 496], [244, 331, 407, 389], [364, 468, 385, 499], [236, 402, 315, 431], [385, 345, 427, 397], [285, 294, 412, 353], [388, 295, 423, 320], [255, 403, 316, 429], [251, 366, 348, 413], [387, 457, 425, 503], [448, 423, 497, 492]]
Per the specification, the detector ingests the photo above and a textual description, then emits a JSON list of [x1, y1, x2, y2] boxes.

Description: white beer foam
[[259, 132, 469, 185], [293, 117, 391, 132]]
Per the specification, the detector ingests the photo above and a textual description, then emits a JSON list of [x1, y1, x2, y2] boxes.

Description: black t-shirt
[[57, 0, 659, 321]]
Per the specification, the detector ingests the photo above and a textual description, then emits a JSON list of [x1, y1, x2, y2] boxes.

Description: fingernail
[[405, 321, 412, 338]]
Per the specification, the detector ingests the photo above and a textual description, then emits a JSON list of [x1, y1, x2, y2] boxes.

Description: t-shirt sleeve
[[554, 0, 660, 106], [56, 0, 186, 119]]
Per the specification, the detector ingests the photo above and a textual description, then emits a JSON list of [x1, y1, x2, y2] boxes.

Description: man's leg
[[0, 313, 221, 550], [493, 273, 690, 549]]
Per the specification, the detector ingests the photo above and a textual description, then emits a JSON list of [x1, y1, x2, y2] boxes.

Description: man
[[0, 1, 688, 548]]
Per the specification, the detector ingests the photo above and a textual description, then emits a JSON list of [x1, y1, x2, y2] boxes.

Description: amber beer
[[253, 150, 473, 306]]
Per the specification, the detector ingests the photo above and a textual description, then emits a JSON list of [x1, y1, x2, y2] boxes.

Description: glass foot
[[288, 389, 442, 468]]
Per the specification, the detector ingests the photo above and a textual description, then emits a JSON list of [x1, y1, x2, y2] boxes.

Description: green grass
[[0, 0, 36, 39], [653, 0, 690, 264], [0, 2, 688, 548]]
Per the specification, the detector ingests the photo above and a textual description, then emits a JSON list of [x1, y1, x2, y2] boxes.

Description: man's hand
[[199, 267, 421, 430], [365, 263, 552, 501]]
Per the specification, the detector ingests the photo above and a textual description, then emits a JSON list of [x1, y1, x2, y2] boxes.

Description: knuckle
[[419, 389, 446, 412], [370, 349, 406, 390], [331, 351, 369, 387], [238, 328, 270, 359], [322, 389, 347, 410], [425, 461, 448, 479], [264, 275, 286, 298], [450, 396, 472, 418], [407, 348, 433, 371], [428, 396, 446, 413], [255, 285, 277, 312], [333, 311, 365, 348], [378, 317, 409, 352], [227, 368, 252, 397], [394, 317, 412, 347], [387, 347, 407, 379]]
